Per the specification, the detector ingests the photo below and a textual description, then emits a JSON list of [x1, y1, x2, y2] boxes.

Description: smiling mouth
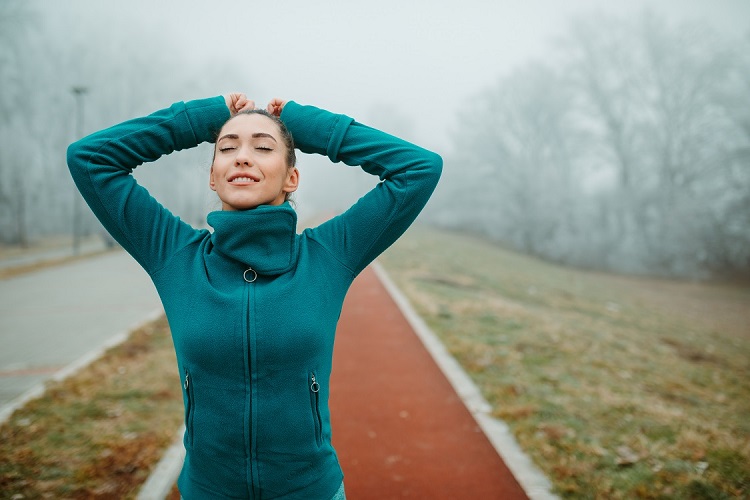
[[229, 176, 259, 184]]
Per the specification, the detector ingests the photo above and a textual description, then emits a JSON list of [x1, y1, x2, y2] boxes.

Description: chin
[[221, 200, 260, 211], [219, 191, 286, 211]]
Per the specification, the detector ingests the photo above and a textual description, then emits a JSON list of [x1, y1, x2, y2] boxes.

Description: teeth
[[230, 177, 256, 183]]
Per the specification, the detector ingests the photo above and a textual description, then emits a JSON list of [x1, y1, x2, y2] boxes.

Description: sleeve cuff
[[281, 101, 354, 162], [181, 96, 231, 146]]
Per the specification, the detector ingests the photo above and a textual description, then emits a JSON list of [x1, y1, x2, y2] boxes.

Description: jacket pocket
[[309, 372, 323, 447], [184, 369, 195, 447]]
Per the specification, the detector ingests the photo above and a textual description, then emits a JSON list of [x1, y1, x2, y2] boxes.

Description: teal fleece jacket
[[67, 96, 442, 499]]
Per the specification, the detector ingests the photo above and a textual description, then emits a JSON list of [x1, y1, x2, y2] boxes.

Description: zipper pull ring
[[310, 374, 320, 393], [243, 267, 258, 283], [184, 373, 190, 390]]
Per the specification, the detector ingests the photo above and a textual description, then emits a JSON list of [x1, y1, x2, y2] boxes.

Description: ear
[[209, 166, 217, 191], [283, 167, 300, 193]]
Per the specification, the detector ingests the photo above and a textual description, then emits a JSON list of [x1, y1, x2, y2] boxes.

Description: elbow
[[67, 138, 97, 179], [430, 151, 443, 176], [425, 150, 443, 186], [67, 140, 84, 175]]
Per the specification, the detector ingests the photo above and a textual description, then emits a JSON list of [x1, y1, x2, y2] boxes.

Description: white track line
[[136, 426, 185, 500]]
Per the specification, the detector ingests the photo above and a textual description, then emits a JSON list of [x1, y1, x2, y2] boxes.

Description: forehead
[[219, 113, 280, 138]]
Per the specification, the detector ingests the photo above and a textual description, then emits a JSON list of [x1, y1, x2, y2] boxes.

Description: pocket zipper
[[310, 372, 323, 446], [184, 370, 195, 446]]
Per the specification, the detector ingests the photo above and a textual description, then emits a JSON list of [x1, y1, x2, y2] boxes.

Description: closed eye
[[219, 147, 236, 152], [256, 146, 274, 151]]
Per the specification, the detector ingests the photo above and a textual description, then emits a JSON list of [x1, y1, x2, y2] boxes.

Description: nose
[[235, 145, 252, 166]]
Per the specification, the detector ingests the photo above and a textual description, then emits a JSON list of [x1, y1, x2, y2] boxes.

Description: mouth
[[228, 173, 261, 184]]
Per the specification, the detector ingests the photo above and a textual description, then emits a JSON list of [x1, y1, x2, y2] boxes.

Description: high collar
[[206, 202, 298, 276]]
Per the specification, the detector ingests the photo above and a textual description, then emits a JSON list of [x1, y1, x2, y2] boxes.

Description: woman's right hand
[[225, 93, 255, 115]]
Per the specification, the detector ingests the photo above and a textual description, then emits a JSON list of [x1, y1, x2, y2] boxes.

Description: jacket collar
[[206, 202, 298, 276]]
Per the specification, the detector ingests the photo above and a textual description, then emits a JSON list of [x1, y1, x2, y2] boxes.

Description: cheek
[[211, 158, 229, 177], [210, 163, 224, 187], [277, 166, 294, 184]]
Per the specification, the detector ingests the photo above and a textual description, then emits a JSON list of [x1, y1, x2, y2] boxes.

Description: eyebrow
[[217, 133, 278, 143]]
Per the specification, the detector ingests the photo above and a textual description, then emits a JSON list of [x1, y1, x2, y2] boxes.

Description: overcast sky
[[52, 0, 750, 151]]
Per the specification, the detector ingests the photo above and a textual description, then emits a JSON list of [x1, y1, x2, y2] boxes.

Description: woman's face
[[210, 113, 299, 211]]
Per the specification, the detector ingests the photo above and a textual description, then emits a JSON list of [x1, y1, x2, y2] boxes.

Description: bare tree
[[0, 1, 37, 245], [435, 11, 750, 278], [0, 0, 260, 246], [559, 12, 749, 276], [435, 63, 582, 262]]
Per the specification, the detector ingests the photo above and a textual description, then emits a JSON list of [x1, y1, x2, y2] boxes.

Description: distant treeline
[[430, 12, 750, 279], [0, 1, 250, 247]]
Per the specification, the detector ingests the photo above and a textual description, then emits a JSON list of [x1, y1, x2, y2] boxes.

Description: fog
[[1, 0, 749, 278]]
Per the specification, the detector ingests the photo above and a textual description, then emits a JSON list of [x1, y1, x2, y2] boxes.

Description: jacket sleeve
[[67, 96, 230, 274], [281, 101, 442, 276]]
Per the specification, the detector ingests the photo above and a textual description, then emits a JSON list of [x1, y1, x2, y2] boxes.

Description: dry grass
[[0, 316, 182, 499], [379, 226, 750, 499]]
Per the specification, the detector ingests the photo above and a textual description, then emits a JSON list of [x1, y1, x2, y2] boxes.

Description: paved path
[[0, 238, 109, 270], [0, 250, 161, 417], [329, 266, 531, 499]]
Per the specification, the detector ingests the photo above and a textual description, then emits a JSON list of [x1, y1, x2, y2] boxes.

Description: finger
[[267, 99, 281, 116], [233, 98, 254, 113], [234, 93, 251, 113], [228, 94, 241, 114]]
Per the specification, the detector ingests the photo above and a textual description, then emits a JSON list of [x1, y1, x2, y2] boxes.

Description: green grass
[[379, 226, 750, 499]]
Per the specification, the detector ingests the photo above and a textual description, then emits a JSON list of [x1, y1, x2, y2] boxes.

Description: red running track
[[329, 266, 528, 500]]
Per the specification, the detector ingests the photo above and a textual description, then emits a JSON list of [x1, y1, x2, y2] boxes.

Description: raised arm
[[279, 100, 442, 276], [67, 96, 231, 274]]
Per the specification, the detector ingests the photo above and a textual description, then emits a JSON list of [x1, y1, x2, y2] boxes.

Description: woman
[[68, 93, 442, 499]]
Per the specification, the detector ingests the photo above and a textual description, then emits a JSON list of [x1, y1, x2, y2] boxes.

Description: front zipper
[[184, 370, 195, 447], [245, 273, 259, 498], [309, 372, 323, 446]]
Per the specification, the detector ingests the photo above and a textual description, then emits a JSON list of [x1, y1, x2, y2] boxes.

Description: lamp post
[[71, 86, 87, 255]]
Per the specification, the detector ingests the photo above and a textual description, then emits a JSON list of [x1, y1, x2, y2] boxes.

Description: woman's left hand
[[266, 98, 287, 117], [225, 93, 255, 115]]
